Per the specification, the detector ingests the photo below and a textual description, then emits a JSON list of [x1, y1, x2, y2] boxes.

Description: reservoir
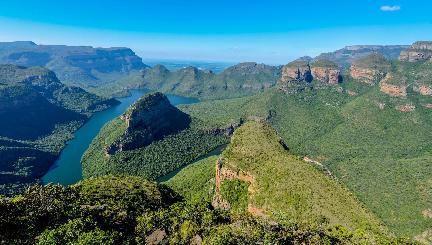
[[42, 90, 198, 185]]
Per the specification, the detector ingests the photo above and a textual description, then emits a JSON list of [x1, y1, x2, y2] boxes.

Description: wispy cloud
[[380, 5, 401, 11]]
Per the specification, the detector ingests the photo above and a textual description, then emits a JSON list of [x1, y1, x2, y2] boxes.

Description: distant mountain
[[399, 41, 432, 62], [0, 41, 148, 88], [98, 62, 281, 99], [0, 64, 118, 195], [315, 45, 409, 68], [142, 59, 234, 73]]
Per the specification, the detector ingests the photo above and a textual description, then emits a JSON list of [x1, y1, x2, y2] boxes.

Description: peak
[[152, 64, 169, 72], [106, 92, 191, 154], [125, 92, 168, 116]]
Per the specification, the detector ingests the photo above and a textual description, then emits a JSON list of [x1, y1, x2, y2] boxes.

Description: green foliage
[[92, 62, 281, 100], [37, 218, 119, 245], [352, 53, 391, 70], [311, 59, 339, 68], [220, 180, 249, 213], [181, 73, 432, 238], [163, 155, 218, 203], [0, 65, 118, 195], [0, 176, 414, 244], [82, 118, 228, 181]]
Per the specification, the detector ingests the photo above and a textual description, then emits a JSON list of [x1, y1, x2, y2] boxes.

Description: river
[[41, 89, 199, 185]]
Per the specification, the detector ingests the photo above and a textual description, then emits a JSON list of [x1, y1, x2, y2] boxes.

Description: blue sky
[[0, 0, 431, 64]]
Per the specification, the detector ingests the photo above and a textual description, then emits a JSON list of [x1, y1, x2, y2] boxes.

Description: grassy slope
[[221, 121, 384, 232], [181, 78, 432, 238], [163, 155, 218, 203]]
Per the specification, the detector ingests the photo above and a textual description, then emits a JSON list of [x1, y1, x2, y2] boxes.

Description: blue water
[[41, 90, 198, 185]]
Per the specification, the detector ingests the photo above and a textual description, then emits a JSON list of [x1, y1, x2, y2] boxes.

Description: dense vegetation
[[94, 62, 281, 99], [180, 59, 432, 240], [0, 175, 414, 244], [82, 117, 228, 181], [218, 122, 385, 231], [0, 65, 117, 195]]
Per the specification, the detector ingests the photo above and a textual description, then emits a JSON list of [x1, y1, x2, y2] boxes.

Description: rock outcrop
[[279, 60, 313, 94], [380, 82, 407, 97], [415, 85, 432, 96], [212, 158, 255, 211], [350, 54, 390, 84], [105, 92, 191, 155], [280, 60, 313, 83], [399, 41, 432, 62], [396, 104, 416, 112], [310, 60, 342, 84]]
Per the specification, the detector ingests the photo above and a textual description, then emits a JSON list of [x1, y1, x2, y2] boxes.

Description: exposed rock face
[[0, 41, 147, 86], [279, 59, 342, 93], [310, 60, 342, 84], [379, 74, 407, 97], [280, 60, 313, 83], [380, 82, 407, 97], [396, 104, 416, 112], [350, 54, 390, 84], [415, 85, 432, 96], [105, 92, 191, 155], [212, 158, 255, 211], [311, 67, 341, 84], [350, 66, 383, 84], [279, 60, 313, 94], [399, 41, 432, 62]]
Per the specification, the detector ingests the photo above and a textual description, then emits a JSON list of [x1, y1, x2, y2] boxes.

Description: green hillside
[[93, 62, 281, 100], [0, 175, 413, 244], [82, 93, 228, 181], [179, 63, 432, 239], [0, 65, 118, 195], [220, 122, 384, 230]]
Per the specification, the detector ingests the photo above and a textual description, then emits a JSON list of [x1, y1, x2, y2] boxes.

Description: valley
[[1, 39, 432, 244]]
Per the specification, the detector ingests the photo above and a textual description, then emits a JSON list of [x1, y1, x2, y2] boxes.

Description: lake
[[41, 89, 199, 185]]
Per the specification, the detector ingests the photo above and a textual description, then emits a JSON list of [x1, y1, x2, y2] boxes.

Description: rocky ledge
[[414, 85, 432, 96], [399, 41, 432, 62], [105, 92, 191, 155], [310, 60, 342, 84], [350, 54, 390, 84]]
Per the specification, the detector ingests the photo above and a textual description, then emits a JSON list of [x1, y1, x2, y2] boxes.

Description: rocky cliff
[[279, 59, 342, 93], [399, 41, 432, 62], [0, 41, 147, 87], [278, 60, 313, 94], [105, 92, 191, 154], [350, 53, 390, 84], [310, 60, 342, 84]]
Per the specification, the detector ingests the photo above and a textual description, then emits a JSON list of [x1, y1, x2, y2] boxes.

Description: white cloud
[[380, 5, 401, 11]]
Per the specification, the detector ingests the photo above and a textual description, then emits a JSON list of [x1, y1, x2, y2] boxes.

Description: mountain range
[[1, 40, 432, 244], [0, 41, 147, 88]]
